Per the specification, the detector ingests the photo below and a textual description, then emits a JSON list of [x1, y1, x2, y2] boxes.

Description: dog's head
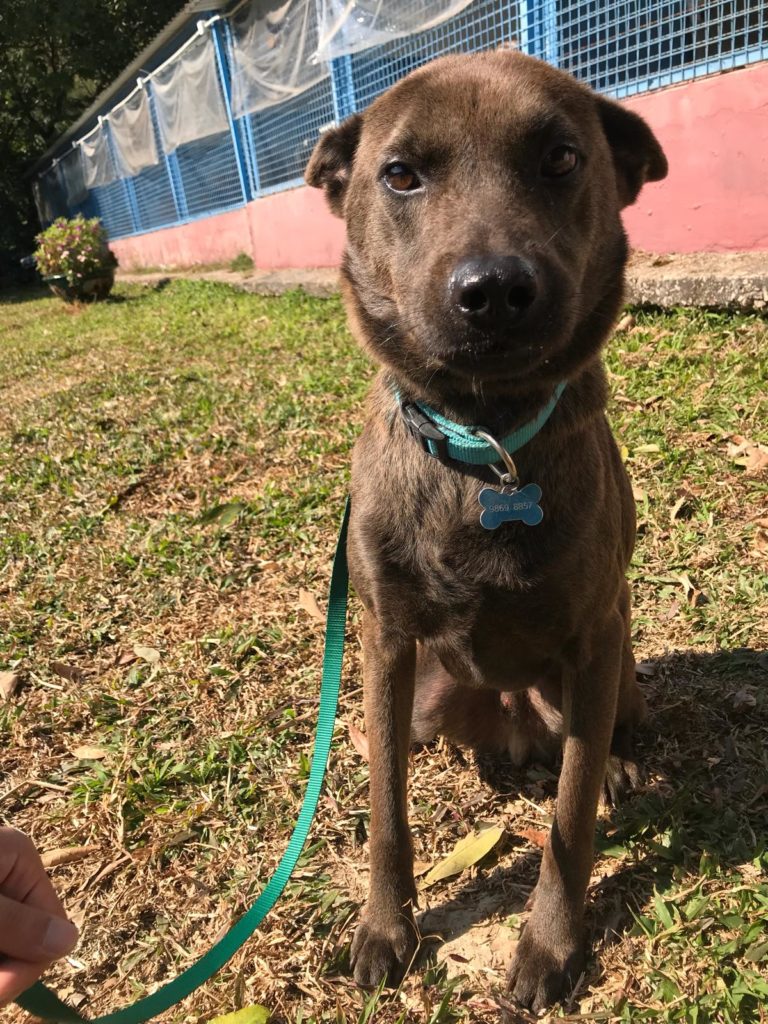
[[306, 52, 666, 402]]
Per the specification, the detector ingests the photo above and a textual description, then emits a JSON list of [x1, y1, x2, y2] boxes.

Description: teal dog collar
[[398, 381, 567, 467]]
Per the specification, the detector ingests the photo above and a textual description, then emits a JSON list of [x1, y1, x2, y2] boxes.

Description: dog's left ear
[[305, 113, 363, 217], [595, 96, 668, 207]]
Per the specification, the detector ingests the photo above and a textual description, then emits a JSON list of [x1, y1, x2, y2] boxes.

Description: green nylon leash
[[16, 501, 351, 1024]]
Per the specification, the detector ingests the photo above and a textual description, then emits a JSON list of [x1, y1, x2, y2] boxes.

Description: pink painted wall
[[623, 61, 768, 252], [111, 181, 345, 273], [248, 186, 346, 268], [112, 61, 768, 271], [112, 206, 254, 270]]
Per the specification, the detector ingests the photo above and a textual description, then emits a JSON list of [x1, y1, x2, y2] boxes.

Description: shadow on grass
[[0, 284, 54, 304], [406, 647, 767, 978], [0, 286, 149, 307]]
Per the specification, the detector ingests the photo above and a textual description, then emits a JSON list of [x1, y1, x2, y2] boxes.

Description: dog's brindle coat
[[306, 51, 667, 1011]]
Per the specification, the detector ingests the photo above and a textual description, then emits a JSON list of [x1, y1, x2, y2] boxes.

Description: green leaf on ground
[[209, 1005, 270, 1024], [422, 825, 504, 887]]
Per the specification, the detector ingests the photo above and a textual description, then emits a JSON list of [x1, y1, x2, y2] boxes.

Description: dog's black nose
[[449, 256, 537, 330]]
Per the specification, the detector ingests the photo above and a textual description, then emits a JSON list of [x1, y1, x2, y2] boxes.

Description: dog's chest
[[377, 511, 570, 688], [370, 478, 567, 630]]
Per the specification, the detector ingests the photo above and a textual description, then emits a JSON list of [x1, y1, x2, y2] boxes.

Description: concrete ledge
[[118, 250, 768, 311], [118, 266, 341, 298], [626, 251, 768, 311]]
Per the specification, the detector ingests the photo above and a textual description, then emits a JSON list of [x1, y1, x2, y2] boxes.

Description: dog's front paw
[[505, 926, 584, 1012], [605, 751, 642, 805], [605, 723, 643, 805], [350, 907, 418, 988]]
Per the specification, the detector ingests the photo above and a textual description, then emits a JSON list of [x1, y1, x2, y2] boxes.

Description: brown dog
[[306, 51, 666, 1011]]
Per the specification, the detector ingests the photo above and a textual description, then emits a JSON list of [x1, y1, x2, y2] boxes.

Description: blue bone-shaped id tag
[[478, 483, 544, 529]]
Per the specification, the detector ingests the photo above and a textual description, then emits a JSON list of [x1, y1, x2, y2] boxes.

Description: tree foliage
[[0, 0, 184, 255]]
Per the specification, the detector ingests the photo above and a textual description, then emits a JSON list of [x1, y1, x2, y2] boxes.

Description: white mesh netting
[[39, 0, 482, 213], [109, 88, 159, 176], [32, 178, 55, 224], [59, 147, 88, 205], [81, 125, 118, 189], [230, 0, 328, 118], [314, 0, 475, 60], [152, 31, 229, 153]]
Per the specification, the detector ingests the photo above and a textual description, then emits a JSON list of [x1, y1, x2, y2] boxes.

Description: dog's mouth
[[443, 332, 553, 373], [405, 310, 574, 385]]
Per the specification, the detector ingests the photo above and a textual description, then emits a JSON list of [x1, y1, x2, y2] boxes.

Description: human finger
[[0, 892, 78, 964], [0, 827, 67, 918], [0, 955, 55, 1008]]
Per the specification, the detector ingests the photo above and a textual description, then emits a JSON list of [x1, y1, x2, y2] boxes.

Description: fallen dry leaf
[[347, 720, 369, 762], [0, 670, 21, 700], [728, 437, 768, 476], [71, 745, 108, 760], [133, 645, 160, 664], [50, 661, 84, 683], [41, 846, 96, 869], [635, 660, 657, 677], [660, 600, 681, 622], [422, 825, 504, 887], [732, 688, 757, 712], [674, 571, 709, 607], [670, 496, 689, 521], [615, 313, 635, 333], [298, 589, 324, 622], [744, 445, 768, 476], [516, 826, 549, 849]]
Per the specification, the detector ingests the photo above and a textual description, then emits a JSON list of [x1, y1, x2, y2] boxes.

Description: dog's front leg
[[507, 613, 622, 1011], [351, 610, 418, 987]]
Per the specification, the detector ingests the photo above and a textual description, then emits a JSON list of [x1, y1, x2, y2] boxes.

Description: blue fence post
[[103, 119, 140, 234], [145, 79, 188, 222], [219, 17, 261, 197], [330, 55, 357, 120], [211, 19, 251, 203]]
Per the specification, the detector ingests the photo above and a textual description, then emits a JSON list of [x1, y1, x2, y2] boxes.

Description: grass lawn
[[1, 281, 766, 1024]]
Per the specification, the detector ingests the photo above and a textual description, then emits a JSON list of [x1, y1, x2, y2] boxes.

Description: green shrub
[[229, 251, 254, 272], [34, 215, 118, 286]]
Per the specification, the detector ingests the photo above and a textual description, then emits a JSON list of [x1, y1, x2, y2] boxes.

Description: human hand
[[0, 827, 79, 1005]]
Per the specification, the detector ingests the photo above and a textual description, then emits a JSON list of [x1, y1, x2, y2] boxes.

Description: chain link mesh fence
[[34, 0, 768, 242]]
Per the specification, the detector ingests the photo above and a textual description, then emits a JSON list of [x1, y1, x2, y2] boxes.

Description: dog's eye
[[383, 163, 421, 192], [541, 145, 579, 178]]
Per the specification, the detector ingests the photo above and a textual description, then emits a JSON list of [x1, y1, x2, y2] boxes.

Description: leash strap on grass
[[16, 500, 351, 1024]]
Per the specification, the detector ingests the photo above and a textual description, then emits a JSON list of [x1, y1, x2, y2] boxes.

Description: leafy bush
[[229, 252, 254, 272], [34, 215, 117, 286]]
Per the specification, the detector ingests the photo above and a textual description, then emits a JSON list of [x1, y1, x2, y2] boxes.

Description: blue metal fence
[[36, 0, 768, 242]]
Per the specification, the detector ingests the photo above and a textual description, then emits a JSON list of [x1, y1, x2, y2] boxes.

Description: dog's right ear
[[595, 96, 667, 207], [305, 114, 363, 217]]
